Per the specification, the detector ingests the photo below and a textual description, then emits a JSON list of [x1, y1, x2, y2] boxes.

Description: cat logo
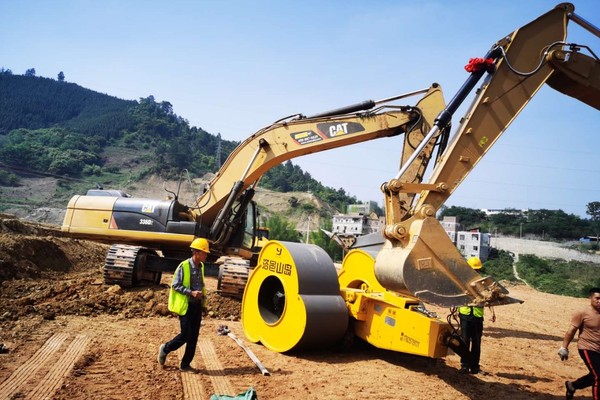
[[141, 203, 155, 213], [328, 123, 349, 137]]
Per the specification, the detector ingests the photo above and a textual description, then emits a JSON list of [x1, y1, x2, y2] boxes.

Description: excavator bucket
[[374, 217, 522, 308]]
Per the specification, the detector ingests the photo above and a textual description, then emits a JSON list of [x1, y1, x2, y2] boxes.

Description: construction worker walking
[[457, 257, 496, 374], [558, 287, 600, 400], [157, 238, 210, 373]]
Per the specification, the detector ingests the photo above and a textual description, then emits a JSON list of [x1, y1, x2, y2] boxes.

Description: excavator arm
[[374, 2, 600, 308], [193, 85, 446, 251]]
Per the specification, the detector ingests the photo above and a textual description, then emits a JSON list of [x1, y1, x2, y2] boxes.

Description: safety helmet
[[190, 238, 210, 254], [467, 256, 482, 270]]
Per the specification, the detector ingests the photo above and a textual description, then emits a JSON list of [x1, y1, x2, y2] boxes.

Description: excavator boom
[[374, 2, 599, 308]]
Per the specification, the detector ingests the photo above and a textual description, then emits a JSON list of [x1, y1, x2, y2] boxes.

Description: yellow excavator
[[62, 84, 448, 286], [61, 2, 598, 359], [240, 3, 600, 357]]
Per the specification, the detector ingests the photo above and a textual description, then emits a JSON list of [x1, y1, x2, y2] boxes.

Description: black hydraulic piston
[[306, 100, 377, 119]]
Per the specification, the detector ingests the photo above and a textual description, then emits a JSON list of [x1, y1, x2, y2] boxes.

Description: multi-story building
[[332, 202, 383, 237], [441, 216, 490, 261], [332, 211, 383, 236], [456, 230, 490, 261], [441, 216, 460, 243]]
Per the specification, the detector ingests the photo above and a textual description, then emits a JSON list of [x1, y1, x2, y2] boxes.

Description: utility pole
[[305, 216, 311, 244], [519, 223, 522, 239]]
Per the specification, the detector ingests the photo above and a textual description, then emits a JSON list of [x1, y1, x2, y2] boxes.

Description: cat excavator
[[62, 2, 599, 359], [62, 84, 447, 285]]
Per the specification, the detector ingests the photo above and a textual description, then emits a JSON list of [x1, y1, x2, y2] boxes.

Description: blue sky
[[2, 0, 599, 217]]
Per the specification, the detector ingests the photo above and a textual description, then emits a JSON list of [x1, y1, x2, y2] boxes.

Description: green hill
[[0, 72, 358, 213], [0, 74, 135, 135]]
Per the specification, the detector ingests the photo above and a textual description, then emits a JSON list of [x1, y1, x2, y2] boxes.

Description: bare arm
[[562, 325, 578, 348]]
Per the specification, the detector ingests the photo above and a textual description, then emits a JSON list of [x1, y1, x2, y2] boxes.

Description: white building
[[456, 230, 491, 261], [481, 208, 529, 217], [332, 202, 383, 237], [441, 216, 460, 243], [441, 216, 490, 261], [332, 211, 382, 236]]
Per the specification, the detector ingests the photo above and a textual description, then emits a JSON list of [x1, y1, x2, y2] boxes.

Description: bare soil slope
[[0, 215, 592, 399]]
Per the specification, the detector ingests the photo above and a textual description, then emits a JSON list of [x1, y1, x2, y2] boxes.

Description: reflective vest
[[168, 259, 204, 316], [458, 306, 484, 318]]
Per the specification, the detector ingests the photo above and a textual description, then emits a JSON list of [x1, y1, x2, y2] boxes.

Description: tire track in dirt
[[198, 337, 235, 397], [28, 334, 90, 399], [177, 347, 206, 399], [176, 337, 236, 399], [0, 333, 89, 400]]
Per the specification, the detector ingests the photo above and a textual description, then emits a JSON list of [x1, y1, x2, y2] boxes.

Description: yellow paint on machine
[[339, 249, 451, 359], [242, 241, 348, 353]]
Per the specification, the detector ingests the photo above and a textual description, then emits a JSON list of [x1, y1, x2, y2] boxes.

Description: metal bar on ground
[[226, 332, 270, 376]]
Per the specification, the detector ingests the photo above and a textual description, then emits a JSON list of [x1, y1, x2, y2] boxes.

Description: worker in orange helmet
[[457, 256, 496, 374], [157, 238, 210, 373]]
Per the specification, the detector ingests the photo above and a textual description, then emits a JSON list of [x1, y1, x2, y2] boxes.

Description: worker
[[558, 287, 600, 400], [157, 238, 210, 373], [457, 256, 496, 374]]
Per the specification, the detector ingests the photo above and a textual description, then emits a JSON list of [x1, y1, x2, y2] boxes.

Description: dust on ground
[[0, 214, 593, 399]]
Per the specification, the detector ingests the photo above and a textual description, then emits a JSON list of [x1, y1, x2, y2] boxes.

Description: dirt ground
[[0, 214, 594, 400]]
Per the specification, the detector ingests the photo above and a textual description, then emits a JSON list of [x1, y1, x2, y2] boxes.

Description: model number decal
[[400, 333, 420, 347], [139, 219, 153, 226], [261, 258, 292, 276]]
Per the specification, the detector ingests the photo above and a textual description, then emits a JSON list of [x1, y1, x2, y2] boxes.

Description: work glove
[[558, 347, 569, 361]]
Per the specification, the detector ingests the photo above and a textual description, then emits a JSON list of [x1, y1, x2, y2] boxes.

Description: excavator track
[[104, 244, 141, 287], [217, 257, 253, 299]]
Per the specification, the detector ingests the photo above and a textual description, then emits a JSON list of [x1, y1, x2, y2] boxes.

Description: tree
[[310, 219, 343, 262], [438, 206, 487, 229], [586, 201, 600, 244], [265, 215, 300, 242], [57, 71, 65, 82], [25, 68, 36, 77]]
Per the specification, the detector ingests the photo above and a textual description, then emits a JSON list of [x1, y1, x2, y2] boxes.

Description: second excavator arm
[[373, 2, 600, 308]]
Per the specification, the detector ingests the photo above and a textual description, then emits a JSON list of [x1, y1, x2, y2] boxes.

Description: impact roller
[[241, 241, 348, 352]]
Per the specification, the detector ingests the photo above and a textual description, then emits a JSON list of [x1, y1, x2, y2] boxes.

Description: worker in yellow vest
[[157, 238, 209, 373], [458, 256, 496, 374]]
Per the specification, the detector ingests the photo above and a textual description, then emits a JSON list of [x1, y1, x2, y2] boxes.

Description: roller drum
[[242, 241, 348, 352]]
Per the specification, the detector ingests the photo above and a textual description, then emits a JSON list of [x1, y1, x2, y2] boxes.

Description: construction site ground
[[0, 214, 593, 400]]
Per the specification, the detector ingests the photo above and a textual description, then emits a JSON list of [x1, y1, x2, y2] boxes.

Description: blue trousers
[[164, 301, 202, 368]]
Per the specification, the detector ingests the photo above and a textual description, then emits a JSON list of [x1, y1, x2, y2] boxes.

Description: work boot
[[565, 381, 575, 400], [180, 365, 200, 374], [157, 344, 167, 366], [459, 366, 469, 374]]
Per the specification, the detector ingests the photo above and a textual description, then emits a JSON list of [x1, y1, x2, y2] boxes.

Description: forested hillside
[[0, 72, 358, 211], [0, 74, 135, 135]]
